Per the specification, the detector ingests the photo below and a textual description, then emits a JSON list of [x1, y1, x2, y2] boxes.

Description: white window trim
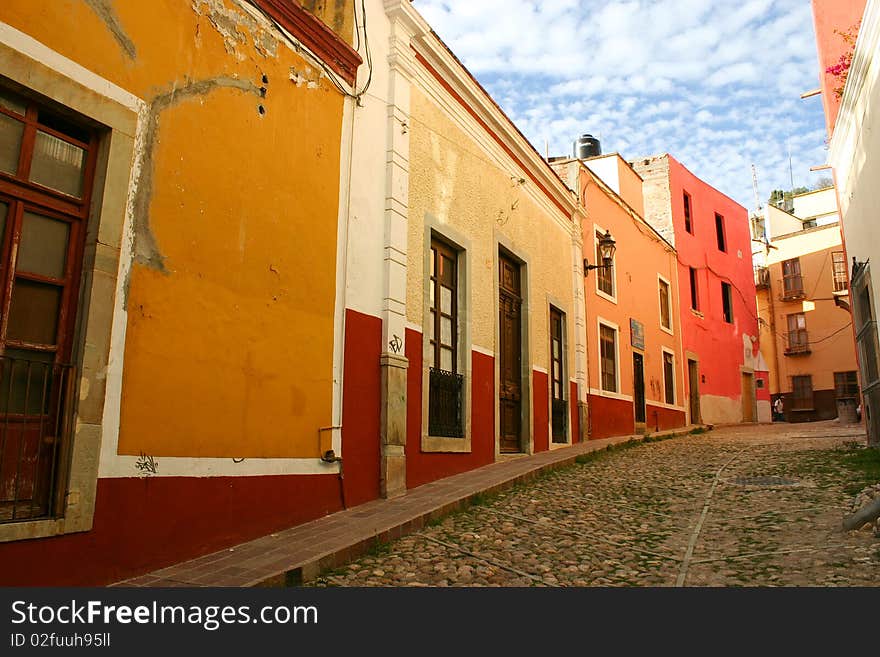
[[661, 346, 676, 406], [657, 273, 674, 335], [597, 316, 620, 395], [593, 223, 617, 304]]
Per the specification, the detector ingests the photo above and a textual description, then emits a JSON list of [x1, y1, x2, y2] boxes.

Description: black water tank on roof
[[573, 134, 601, 159]]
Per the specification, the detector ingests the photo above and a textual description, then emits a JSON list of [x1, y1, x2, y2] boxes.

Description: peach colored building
[[554, 155, 687, 437], [756, 221, 859, 422]]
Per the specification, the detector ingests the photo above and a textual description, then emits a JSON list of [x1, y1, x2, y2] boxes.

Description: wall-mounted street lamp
[[584, 230, 616, 276]]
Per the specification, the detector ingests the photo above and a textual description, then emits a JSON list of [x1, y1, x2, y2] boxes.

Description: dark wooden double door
[[499, 253, 522, 453]]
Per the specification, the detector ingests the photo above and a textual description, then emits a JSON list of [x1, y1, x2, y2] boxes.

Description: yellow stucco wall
[[407, 86, 575, 371], [3, 0, 350, 457]]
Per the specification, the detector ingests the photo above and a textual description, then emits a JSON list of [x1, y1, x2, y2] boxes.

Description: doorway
[[633, 353, 646, 430], [741, 372, 755, 422], [499, 253, 523, 453], [688, 359, 701, 425]]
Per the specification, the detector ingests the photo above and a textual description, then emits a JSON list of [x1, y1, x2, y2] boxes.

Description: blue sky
[[414, 0, 831, 210]]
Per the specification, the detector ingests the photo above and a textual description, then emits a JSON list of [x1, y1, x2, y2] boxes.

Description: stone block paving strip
[[116, 430, 681, 587], [310, 421, 880, 587]]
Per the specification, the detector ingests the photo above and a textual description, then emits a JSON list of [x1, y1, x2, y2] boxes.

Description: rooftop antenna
[[787, 138, 794, 190], [751, 163, 762, 213]]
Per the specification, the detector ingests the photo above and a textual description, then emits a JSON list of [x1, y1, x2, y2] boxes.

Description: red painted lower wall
[[570, 382, 580, 443], [341, 309, 382, 507], [0, 308, 384, 587], [405, 329, 495, 489], [533, 370, 549, 453], [0, 474, 343, 586], [588, 394, 635, 439], [756, 371, 770, 403], [645, 404, 687, 432]]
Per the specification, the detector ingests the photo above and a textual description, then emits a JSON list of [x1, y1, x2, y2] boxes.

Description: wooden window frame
[[786, 312, 809, 354], [791, 375, 813, 410], [721, 281, 734, 323], [714, 213, 726, 252], [429, 238, 458, 374], [0, 89, 97, 363], [683, 191, 693, 234], [782, 258, 805, 299], [599, 321, 618, 394], [832, 251, 848, 293], [689, 266, 700, 311], [550, 306, 566, 443], [658, 274, 672, 333], [834, 371, 859, 398], [662, 348, 675, 405]]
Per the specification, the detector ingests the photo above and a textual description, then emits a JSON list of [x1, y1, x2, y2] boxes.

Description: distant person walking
[[773, 396, 784, 422]]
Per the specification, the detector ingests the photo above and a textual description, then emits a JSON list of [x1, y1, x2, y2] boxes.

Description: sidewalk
[[115, 426, 704, 587]]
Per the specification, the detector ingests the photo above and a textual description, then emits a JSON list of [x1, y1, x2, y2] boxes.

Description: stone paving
[[310, 421, 880, 587]]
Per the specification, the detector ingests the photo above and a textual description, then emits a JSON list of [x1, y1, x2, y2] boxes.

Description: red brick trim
[[252, 0, 362, 86]]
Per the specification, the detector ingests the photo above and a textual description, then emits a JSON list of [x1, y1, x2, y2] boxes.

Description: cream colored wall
[[766, 223, 842, 265], [407, 86, 576, 371], [792, 187, 838, 224], [766, 205, 805, 239], [830, 0, 880, 308]]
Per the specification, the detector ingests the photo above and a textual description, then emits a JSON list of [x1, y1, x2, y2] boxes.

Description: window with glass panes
[[791, 375, 813, 410], [0, 85, 96, 521], [550, 307, 566, 442], [0, 87, 95, 364], [834, 371, 859, 398], [427, 238, 464, 438], [659, 277, 671, 330], [663, 351, 675, 404], [429, 239, 458, 372], [599, 323, 617, 393], [596, 230, 614, 297]]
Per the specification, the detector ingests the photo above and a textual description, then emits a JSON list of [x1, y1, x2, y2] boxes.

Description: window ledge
[[422, 435, 472, 453]]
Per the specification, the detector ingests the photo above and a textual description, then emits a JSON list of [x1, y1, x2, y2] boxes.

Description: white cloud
[[412, 0, 830, 206]]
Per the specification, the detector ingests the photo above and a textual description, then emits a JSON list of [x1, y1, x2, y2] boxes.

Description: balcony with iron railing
[[0, 355, 76, 524], [781, 276, 806, 301], [754, 266, 770, 289], [784, 330, 811, 356], [833, 272, 849, 294]]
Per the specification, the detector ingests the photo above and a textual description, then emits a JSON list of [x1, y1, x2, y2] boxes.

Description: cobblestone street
[[311, 421, 880, 587]]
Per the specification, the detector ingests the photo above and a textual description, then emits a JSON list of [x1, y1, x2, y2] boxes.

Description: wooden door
[[741, 372, 755, 422], [688, 359, 701, 424], [633, 353, 646, 425], [499, 254, 522, 453]]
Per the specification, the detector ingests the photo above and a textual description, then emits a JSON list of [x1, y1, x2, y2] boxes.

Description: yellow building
[[0, 0, 363, 584]]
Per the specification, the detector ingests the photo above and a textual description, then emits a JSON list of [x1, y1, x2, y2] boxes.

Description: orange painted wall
[[811, 0, 867, 137], [2, 0, 348, 457], [581, 169, 685, 433]]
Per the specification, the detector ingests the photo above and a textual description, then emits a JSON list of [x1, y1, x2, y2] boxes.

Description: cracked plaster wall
[[1, 0, 353, 459]]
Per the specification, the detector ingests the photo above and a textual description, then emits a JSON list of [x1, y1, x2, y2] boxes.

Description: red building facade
[[633, 155, 761, 425]]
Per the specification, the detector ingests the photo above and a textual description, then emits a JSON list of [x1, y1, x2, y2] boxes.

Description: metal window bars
[[0, 355, 75, 524], [428, 367, 464, 438]]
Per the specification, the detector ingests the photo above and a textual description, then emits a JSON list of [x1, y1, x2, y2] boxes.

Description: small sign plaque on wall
[[630, 318, 645, 350]]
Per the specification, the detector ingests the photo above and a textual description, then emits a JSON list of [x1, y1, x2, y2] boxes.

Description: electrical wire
[[248, 0, 373, 101]]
